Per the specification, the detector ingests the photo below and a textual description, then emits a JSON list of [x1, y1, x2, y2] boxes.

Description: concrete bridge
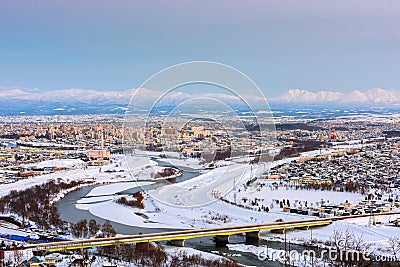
[[19, 218, 331, 253]]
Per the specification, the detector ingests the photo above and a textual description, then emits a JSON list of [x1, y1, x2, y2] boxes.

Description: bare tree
[[326, 228, 372, 267], [388, 237, 400, 267], [88, 219, 101, 237], [101, 220, 116, 238]]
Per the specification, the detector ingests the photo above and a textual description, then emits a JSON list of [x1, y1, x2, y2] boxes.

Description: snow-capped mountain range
[[0, 87, 399, 115], [1, 87, 399, 104], [0, 88, 133, 103], [271, 88, 400, 105]]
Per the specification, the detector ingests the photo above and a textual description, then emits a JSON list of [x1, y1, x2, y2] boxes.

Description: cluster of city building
[[1, 114, 399, 188], [260, 139, 400, 218], [277, 116, 399, 143], [0, 115, 124, 150]]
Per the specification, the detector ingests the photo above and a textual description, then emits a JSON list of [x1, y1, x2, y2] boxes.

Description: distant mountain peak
[[271, 88, 399, 105]]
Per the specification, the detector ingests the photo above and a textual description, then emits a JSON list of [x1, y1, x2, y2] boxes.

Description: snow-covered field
[[76, 181, 155, 205], [224, 180, 366, 212], [75, 158, 373, 231], [0, 154, 164, 198], [72, 161, 314, 229], [85, 181, 154, 197], [27, 158, 86, 169], [0, 166, 111, 198], [0, 156, 134, 198]]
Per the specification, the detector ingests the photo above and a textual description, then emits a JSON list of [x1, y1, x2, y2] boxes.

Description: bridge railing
[[20, 218, 332, 252]]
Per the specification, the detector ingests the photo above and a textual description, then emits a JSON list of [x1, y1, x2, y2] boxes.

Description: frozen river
[[55, 158, 289, 266]]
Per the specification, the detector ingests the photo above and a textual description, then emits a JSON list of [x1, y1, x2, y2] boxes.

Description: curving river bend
[[55, 159, 297, 266]]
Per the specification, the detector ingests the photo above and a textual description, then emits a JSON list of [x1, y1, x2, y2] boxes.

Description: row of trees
[[274, 140, 330, 160], [0, 178, 84, 229], [155, 167, 178, 178], [116, 191, 145, 209], [71, 219, 116, 238], [259, 180, 371, 195], [0, 179, 118, 240]]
